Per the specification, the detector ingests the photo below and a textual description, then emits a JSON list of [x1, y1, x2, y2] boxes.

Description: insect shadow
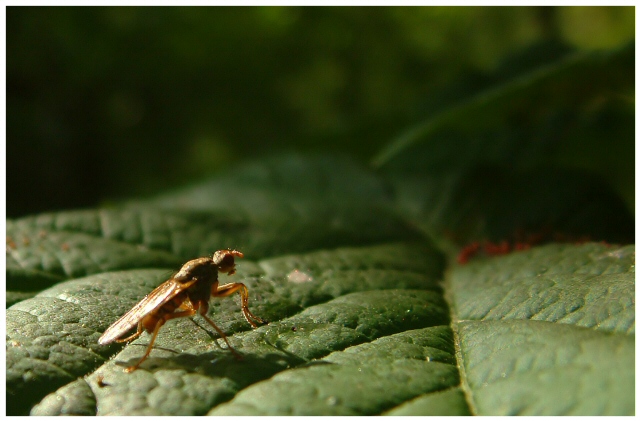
[[112, 320, 244, 372], [113, 347, 305, 385], [110, 319, 297, 375], [188, 317, 248, 351]]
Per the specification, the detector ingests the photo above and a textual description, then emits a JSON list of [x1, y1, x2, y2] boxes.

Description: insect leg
[[213, 282, 268, 327], [196, 302, 242, 360], [115, 320, 144, 343], [125, 309, 197, 372]]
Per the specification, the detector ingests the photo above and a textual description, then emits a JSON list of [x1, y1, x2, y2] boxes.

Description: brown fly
[[98, 249, 267, 372]]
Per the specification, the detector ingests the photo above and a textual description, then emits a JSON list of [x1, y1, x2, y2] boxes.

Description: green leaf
[[372, 43, 634, 169], [382, 387, 472, 416], [451, 243, 635, 334], [23, 243, 444, 416], [205, 242, 634, 416], [387, 165, 634, 249], [209, 326, 458, 416], [451, 243, 635, 415], [7, 154, 634, 415], [459, 320, 634, 415]]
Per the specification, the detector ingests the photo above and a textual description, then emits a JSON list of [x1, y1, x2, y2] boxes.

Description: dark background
[[6, 6, 635, 218]]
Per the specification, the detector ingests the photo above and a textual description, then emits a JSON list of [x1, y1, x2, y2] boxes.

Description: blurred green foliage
[[7, 6, 634, 217]]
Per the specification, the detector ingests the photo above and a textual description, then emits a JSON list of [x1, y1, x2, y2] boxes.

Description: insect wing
[[98, 277, 198, 345]]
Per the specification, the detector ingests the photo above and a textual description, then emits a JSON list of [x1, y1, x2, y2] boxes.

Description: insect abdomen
[[141, 292, 187, 332]]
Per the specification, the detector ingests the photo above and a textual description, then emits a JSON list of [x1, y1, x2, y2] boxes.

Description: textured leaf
[[459, 320, 634, 415], [6, 154, 634, 416], [23, 243, 444, 416], [451, 243, 635, 334], [7, 154, 420, 298], [210, 326, 458, 416], [382, 387, 472, 416], [451, 243, 635, 415]]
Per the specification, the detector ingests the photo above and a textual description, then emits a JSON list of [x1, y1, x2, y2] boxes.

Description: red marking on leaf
[[457, 242, 480, 264]]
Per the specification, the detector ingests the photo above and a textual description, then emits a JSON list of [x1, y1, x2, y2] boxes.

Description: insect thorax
[[173, 257, 217, 284]]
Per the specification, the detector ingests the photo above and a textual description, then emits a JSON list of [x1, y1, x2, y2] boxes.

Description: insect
[[98, 249, 267, 372]]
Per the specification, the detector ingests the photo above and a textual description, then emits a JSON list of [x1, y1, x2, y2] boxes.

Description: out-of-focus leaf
[[372, 43, 634, 169], [388, 165, 634, 248]]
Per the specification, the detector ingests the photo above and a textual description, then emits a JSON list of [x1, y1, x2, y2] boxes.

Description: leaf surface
[[7, 154, 634, 416]]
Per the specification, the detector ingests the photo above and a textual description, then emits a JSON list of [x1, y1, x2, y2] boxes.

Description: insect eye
[[213, 249, 243, 272], [218, 254, 235, 272]]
